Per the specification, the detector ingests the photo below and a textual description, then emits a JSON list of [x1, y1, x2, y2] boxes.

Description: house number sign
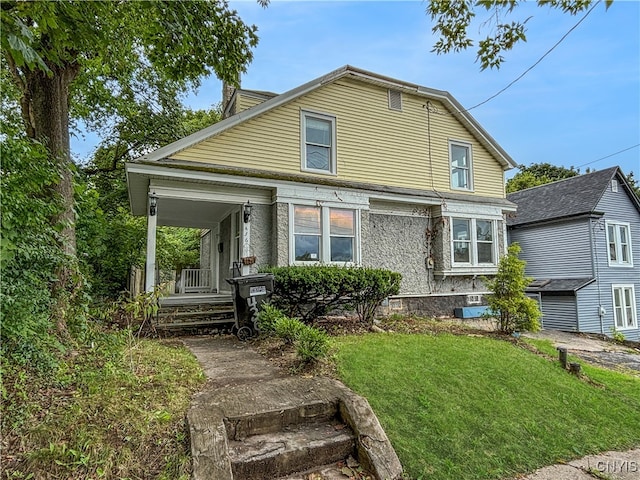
[[249, 285, 267, 296]]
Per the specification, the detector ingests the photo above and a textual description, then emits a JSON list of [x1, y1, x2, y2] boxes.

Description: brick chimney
[[222, 74, 240, 119]]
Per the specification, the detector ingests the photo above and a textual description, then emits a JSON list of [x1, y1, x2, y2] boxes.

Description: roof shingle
[[506, 167, 619, 226]]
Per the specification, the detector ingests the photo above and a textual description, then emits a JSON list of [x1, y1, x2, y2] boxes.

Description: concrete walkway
[[182, 334, 639, 480], [182, 335, 402, 480], [517, 449, 640, 479]]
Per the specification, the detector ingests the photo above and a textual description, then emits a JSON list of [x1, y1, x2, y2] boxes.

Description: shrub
[[256, 303, 286, 334], [260, 265, 401, 324], [483, 243, 541, 334], [274, 316, 307, 344], [296, 326, 330, 363]]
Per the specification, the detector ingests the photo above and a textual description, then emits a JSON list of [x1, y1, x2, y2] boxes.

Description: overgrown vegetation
[[260, 266, 401, 324], [483, 243, 541, 334], [333, 328, 640, 480], [257, 304, 331, 364], [1, 325, 206, 479]]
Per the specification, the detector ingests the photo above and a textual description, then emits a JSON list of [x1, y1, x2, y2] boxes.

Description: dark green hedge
[[259, 265, 401, 324]]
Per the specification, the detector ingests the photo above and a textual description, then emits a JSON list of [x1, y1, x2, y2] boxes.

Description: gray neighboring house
[[507, 167, 640, 341]]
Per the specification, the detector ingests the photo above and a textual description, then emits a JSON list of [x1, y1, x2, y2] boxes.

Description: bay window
[[451, 217, 495, 266]]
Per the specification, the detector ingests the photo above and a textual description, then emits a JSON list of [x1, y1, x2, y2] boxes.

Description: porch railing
[[180, 268, 213, 294]]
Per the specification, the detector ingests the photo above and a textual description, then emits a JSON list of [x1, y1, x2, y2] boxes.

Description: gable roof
[[134, 65, 516, 169], [507, 166, 640, 227]]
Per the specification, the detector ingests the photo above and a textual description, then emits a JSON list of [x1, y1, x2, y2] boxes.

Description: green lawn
[[333, 332, 640, 480]]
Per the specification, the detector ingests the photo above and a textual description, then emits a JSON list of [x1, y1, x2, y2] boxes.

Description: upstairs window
[[450, 141, 473, 190], [301, 111, 336, 174], [292, 205, 357, 264], [451, 218, 495, 266], [607, 222, 632, 266]]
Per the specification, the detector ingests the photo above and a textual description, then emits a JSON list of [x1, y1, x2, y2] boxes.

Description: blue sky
[[75, 1, 640, 178]]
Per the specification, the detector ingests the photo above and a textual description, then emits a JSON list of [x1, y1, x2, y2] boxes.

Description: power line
[[576, 144, 640, 168], [433, 0, 602, 117]]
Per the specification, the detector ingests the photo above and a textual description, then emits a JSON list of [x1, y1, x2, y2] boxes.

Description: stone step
[[228, 420, 356, 480], [275, 458, 366, 479], [225, 400, 339, 440]]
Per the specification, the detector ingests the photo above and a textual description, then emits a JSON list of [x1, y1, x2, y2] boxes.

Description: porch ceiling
[[154, 197, 235, 228], [126, 163, 273, 228]]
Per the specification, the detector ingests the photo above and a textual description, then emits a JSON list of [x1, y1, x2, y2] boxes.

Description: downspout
[[590, 217, 605, 335]]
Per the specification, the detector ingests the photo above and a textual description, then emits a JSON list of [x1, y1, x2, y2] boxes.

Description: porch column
[[145, 192, 158, 292], [242, 217, 251, 276]]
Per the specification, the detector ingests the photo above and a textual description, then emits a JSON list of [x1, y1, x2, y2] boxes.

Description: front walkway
[[182, 335, 402, 480]]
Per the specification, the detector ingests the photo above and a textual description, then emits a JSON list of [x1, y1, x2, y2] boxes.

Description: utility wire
[[575, 144, 640, 168], [436, 0, 601, 116]]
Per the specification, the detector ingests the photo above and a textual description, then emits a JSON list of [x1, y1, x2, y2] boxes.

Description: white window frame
[[606, 221, 633, 267], [449, 140, 473, 191], [289, 204, 360, 265], [612, 284, 637, 330], [450, 217, 497, 267], [300, 110, 337, 175]]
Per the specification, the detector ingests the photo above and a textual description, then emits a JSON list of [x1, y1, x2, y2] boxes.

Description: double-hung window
[[301, 111, 336, 174], [292, 205, 356, 263], [451, 218, 495, 266], [450, 140, 472, 190], [612, 285, 637, 330], [606, 222, 632, 266]]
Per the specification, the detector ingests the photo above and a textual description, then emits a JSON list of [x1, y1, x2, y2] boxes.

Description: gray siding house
[[507, 167, 640, 341]]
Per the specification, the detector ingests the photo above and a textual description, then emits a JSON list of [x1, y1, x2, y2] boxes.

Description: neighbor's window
[[301, 111, 336, 174], [607, 222, 632, 266], [612, 285, 637, 330], [292, 205, 357, 263], [450, 141, 472, 190], [451, 217, 495, 266]]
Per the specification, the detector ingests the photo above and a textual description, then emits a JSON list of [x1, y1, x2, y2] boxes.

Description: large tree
[[1, 0, 261, 331], [427, 0, 612, 70]]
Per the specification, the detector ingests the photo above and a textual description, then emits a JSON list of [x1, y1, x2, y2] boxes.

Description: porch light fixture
[[149, 191, 158, 217], [243, 202, 252, 223]]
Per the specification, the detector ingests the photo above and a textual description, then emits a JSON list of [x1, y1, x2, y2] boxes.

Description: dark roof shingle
[[506, 167, 619, 226]]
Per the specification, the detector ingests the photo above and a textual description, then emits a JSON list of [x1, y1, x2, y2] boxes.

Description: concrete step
[[228, 420, 356, 480], [224, 400, 339, 440]]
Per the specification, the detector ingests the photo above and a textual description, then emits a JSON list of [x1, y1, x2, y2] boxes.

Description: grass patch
[[2, 329, 206, 479], [333, 332, 640, 480]]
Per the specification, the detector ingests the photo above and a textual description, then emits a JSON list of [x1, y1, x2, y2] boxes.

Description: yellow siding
[[172, 78, 506, 198], [237, 94, 265, 113]]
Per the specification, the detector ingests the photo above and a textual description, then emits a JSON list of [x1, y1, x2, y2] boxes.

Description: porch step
[[156, 302, 235, 329], [228, 420, 356, 480]]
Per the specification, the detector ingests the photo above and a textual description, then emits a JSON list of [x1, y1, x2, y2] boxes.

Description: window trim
[[449, 140, 474, 191], [289, 203, 360, 265], [605, 221, 633, 267], [611, 284, 638, 330], [450, 217, 497, 267], [300, 110, 337, 175]]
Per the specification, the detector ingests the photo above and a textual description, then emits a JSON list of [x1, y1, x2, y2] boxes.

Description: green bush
[[256, 303, 286, 334], [260, 266, 401, 324], [296, 326, 330, 363], [483, 243, 541, 334], [274, 316, 307, 344]]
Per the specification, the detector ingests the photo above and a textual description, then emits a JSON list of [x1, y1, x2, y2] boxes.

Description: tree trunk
[[26, 62, 79, 334]]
